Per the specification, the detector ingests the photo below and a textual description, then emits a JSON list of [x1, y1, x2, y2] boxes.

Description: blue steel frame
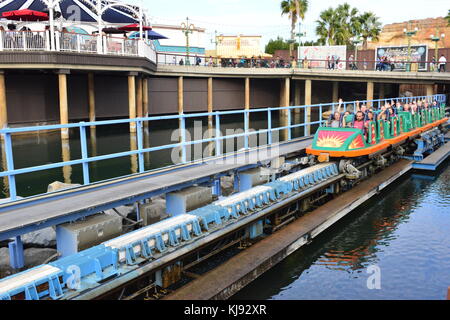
[[0, 94, 445, 203]]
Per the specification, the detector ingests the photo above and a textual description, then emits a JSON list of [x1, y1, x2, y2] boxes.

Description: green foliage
[[315, 3, 381, 48], [281, 0, 309, 53], [265, 37, 299, 54], [446, 9, 450, 26]]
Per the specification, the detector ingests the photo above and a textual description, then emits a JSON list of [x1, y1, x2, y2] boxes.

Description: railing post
[[136, 120, 145, 173], [4, 132, 17, 201], [77, 34, 81, 53], [0, 31, 3, 51], [22, 31, 27, 51], [287, 108, 292, 141], [55, 31, 60, 51], [244, 110, 249, 149], [268, 108, 272, 145], [79, 123, 90, 185], [319, 104, 323, 126], [180, 115, 187, 163], [215, 114, 221, 156], [45, 31, 50, 51]]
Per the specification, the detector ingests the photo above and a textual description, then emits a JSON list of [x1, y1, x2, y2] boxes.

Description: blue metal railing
[[0, 94, 446, 202]]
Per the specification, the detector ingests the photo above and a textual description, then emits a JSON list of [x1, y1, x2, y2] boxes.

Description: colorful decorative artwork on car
[[316, 130, 354, 148], [349, 135, 365, 150]]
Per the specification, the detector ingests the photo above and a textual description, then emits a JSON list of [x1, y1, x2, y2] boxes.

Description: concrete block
[[139, 199, 169, 226], [56, 214, 122, 257], [166, 186, 212, 216], [239, 168, 270, 191]]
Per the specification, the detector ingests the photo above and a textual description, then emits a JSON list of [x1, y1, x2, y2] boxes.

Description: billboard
[[298, 45, 347, 70], [376, 45, 428, 71]]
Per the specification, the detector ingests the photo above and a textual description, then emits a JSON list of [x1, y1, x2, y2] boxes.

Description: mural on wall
[[376, 45, 428, 71], [298, 45, 347, 70]]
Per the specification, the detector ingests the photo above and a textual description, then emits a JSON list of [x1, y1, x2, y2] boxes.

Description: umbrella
[[118, 23, 152, 32], [129, 30, 168, 40], [2, 9, 49, 22], [101, 27, 126, 35]]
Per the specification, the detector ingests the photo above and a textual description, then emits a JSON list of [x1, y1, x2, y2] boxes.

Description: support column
[[178, 77, 184, 160], [58, 70, 70, 140], [294, 80, 301, 109], [281, 78, 290, 141], [143, 78, 149, 118], [88, 73, 96, 129], [305, 79, 312, 136], [128, 74, 137, 133], [332, 81, 339, 103], [367, 81, 374, 109], [245, 77, 250, 110], [0, 71, 7, 131], [207, 77, 214, 156], [426, 84, 435, 98], [136, 77, 143, 118]]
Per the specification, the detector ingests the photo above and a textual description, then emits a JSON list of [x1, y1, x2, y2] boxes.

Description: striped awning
[[0, 0, 141, 24]]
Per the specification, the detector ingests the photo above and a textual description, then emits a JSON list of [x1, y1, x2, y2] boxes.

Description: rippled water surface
[[232, 162, 450, 300]]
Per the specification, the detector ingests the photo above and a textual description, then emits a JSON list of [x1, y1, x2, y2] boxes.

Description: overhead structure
[[0, 0, 149, 49]]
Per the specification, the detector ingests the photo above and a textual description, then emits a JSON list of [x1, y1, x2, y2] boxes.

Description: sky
[[131, 0, 449, 49]]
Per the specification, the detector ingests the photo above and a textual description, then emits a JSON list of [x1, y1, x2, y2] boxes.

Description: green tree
[[359, 12, 382, 49], [315, 3, 381, 47], [265, 37, 298, 54], [446, 9, 450, 26], [281, 0, 308, 56], [315, 7, 340, 45]]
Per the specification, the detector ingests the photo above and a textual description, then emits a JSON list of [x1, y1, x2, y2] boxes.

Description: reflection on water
[[231, 162, 450, 300], [0, 112, 287, 199]]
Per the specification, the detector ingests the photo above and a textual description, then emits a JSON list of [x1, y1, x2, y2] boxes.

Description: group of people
[[326, 55, 341, 70], [326, 98, 441, 142]]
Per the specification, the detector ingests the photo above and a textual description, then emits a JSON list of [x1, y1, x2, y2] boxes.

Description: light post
[[295, 23, 306, 66], [403, 24, 418, 71], [210, 31, 223, 66], [430, 31, 445, 72], [352, 37, 362, 70], [181, 17, 195, 65]]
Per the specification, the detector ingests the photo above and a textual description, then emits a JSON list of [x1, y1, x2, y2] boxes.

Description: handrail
[[0, 94, 446, 202]]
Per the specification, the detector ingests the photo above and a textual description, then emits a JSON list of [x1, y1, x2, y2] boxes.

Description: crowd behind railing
[[0, 28, 447, 73], [0, 27, 155, 61], [156, 52, 449, 73]]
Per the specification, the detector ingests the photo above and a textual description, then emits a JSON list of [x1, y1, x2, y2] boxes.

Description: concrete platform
[[164, 160, 413, 300], [413, 142, 450, 171]]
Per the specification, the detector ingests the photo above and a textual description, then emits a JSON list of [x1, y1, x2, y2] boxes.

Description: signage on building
[[375, 45, 428, 71], [298, 45, 347, 70]]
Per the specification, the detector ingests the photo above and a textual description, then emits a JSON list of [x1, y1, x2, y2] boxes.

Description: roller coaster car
[[306, 105, 448, 162]]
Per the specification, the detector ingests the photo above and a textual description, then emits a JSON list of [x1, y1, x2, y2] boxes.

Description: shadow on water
[[231, 160, 450, 300]]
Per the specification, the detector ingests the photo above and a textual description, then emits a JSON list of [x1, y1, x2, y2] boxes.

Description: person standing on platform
[[438, 54, 447, 72]]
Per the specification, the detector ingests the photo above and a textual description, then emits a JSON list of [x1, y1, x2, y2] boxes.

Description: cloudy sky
[[131, 0, 449, 49]]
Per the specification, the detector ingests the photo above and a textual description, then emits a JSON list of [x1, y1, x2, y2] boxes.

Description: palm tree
[[335, 3, 360, 45], [358, 12, 382, 49], [281, 0, 308, 56], [316, 4, 360, 46], [316, 8, 339, 45]]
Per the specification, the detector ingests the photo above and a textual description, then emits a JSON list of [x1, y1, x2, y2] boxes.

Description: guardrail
[[0, 30, 157, 63], [0, 94, 446, 202], [156, 52, 450, 73]]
